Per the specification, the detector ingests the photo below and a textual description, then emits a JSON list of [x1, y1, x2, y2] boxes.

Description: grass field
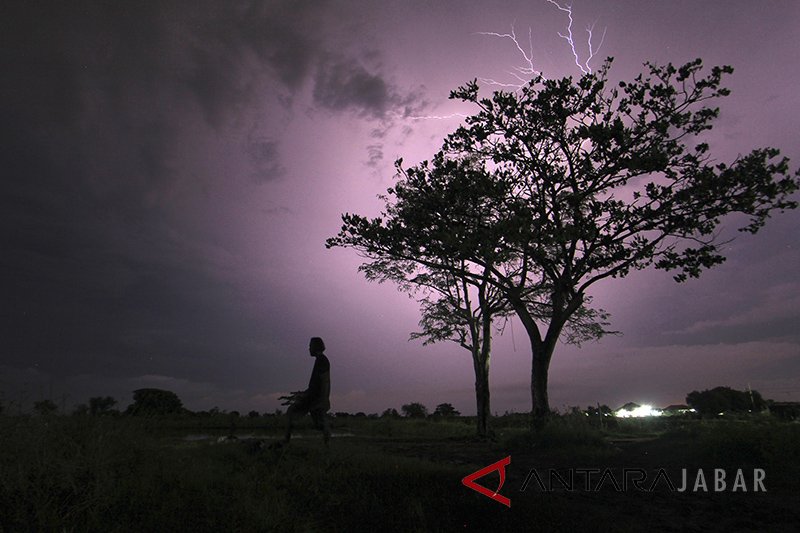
[[1, 413, 798, 532]]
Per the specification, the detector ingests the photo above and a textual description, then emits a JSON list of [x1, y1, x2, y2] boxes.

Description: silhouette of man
[[283, 337, 331, 445]]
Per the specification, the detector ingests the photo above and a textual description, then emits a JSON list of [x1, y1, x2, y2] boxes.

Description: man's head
[[309, 337, 325, 356]]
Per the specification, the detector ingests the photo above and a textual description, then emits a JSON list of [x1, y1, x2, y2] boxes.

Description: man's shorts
[[288, 400, 329, 429], [309, 409, 328, 430]]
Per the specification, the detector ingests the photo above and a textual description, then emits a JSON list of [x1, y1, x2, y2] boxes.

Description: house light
[[614, 404, 662, 418]]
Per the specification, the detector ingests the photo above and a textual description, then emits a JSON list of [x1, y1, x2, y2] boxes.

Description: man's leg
[[322, 414, 331, 447], [284, 404, 305, 443], [312, 409, 331, 447]]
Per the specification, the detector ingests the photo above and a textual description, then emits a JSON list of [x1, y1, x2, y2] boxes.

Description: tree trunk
[[472, 273, 494, 439], [530, 340, 554, 427], [510, 301, 552, 427], [473, 353, 491, 438], [515, 294, 582, 427]]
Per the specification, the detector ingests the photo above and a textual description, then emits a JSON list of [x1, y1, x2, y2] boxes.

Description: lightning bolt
[[475, 25, 544, 88], [407, 113, 469, 121], [409, 1, 606, 121], [477, 1, 606, 92], [547, 0, 606, 75]]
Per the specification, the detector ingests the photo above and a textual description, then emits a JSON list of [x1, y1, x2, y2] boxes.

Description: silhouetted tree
[[330, 58, 799, 425], [381, 408, 400, 418], [126, 388, 184, 416], [330, 158, 609, 437], [433, 402, 460, 417], [687, 386, 765, 415], [401, 402, 428, 418], [340, 166, 517, 438], [248, 410, 260, 418], [89, 396, 117, 415], [33, 399, 58, 416], [373, 255, 510, 436]]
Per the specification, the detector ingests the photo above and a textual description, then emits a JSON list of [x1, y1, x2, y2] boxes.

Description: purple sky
[[2, 1, 799, 415]]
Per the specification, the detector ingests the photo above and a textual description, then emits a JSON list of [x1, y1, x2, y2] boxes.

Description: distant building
[[661, 404, 695, 416], [617, 402, 640, 412]]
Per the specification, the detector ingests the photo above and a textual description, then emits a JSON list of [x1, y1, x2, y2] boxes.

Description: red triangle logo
[[461, 456, 511, 507]]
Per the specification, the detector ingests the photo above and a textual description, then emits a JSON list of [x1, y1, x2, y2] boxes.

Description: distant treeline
[[3, 385, 797, 420]]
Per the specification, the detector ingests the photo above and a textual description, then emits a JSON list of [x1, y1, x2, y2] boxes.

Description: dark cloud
[[309, 57, 427, 168], [313, 59, 394, 117], [245, 135, 286, 182], [174, 1, 322, 128], [312, 58, 424, 119], [365, 144, 384, 168], [2, 0, 413, 409], [0, 2, 322, 389]]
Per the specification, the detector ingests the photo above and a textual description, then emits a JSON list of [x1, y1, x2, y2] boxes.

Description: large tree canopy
[[329, 58, 799, 423], [126, 388, 184, 416], [334, 155, 609, 436], [686, 386, 765, 416]]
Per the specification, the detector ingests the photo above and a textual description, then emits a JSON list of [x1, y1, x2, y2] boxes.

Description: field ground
[[1, 414, 799, 531]]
